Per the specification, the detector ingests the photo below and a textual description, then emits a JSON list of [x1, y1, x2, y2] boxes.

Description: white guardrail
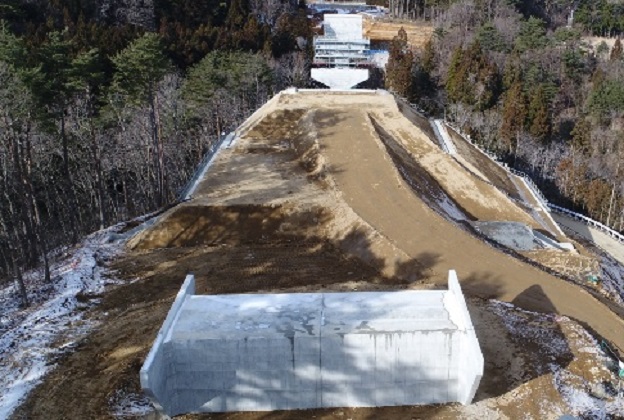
[[548, 204, 624, 245], [438, 120, 624, 245], [509, 168, 550, 209]]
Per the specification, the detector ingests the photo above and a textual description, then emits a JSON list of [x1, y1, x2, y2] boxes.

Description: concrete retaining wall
[[311, 68, 370, 89], [141, 271, 483, 415], [446, 270, 483, 405]]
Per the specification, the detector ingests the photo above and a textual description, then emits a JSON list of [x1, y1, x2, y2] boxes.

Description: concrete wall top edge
[[444, 270, 475, 332], [140, 274, 195, 392], [169, 288, 460, 341]]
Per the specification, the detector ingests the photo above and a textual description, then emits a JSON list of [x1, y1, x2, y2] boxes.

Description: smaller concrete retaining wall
[[444, 270, 483, 405], [141, 271, 483, 415], [179, 133, 234, 201]]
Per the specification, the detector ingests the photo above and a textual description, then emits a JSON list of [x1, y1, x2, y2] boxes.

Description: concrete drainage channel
[[473, 221, 575, 252], [141, 271, 484, 416]]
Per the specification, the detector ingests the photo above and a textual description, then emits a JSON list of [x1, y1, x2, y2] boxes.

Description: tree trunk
[[606, 184, 616, 227], [61, 113, 80, 242], [149, 90, 165, 207], [12, 254, 28, 308]]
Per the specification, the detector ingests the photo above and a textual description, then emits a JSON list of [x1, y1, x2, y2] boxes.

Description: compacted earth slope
[[12, 90, 624, 419]]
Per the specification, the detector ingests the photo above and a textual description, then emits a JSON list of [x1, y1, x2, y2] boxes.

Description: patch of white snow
[[0, 226, 125, 418]]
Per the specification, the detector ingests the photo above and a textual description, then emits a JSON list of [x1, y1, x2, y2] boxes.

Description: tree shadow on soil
[[336, 226, 440, 285], [467, 284, 573, 402]]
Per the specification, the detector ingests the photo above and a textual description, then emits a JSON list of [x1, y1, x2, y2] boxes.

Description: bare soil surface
[[12, 90, 624, 419], [362, 18, 433, 48], [445, 126, 520, 201], [295, 95, 624, 354]]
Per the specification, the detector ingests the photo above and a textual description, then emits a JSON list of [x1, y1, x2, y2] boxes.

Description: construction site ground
[[362, 17, 433, 48], [11, 91, 624, 419]]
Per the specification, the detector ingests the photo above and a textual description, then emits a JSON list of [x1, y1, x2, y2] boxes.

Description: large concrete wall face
[[139, 274, 195, 413], [311, 68, 370, 90], [140, 271, 484, 416]]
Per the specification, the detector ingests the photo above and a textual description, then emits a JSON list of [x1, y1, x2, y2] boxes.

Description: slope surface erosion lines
[[305, 99, 624, 353]]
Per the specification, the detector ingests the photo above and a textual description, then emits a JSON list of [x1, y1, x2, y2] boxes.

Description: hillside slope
[[11, 89, 624, 419]]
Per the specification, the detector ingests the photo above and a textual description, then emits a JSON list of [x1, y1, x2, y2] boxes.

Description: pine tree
[[515, 17, 548, 53], [500, 80, 527, 152], [476, 22, 505, 52], [528, 85, 550, 142], [386, 28, 413, 98], [112, 33, 172, 206], [445, 46, 465, 103], [0, 20, 27, 66], [502, 55, 521, 89], [571, 119, 591, 155], [421, 39, 435, 74], [226, 0, 251, 31], [445, 41, 498, 110]]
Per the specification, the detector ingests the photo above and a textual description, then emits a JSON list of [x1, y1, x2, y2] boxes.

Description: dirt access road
[[554, 213, 624, 266], [290, 94, 624, 353]]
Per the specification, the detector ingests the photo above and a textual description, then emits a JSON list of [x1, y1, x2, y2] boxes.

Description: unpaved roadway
[[554, 213, 624, 266], [314, 106, 624, 353]]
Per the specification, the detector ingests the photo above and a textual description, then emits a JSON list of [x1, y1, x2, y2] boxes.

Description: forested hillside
[[0, 0, 312, 301], [386, 0, 624, 236]]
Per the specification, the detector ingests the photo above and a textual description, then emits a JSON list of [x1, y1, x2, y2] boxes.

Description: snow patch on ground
[[489, 300, 624, 418], [489, 301, 569, 365], [552, 367, 619, 418], [0, 225, 125, 419], [109, 388, 154, 418]]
